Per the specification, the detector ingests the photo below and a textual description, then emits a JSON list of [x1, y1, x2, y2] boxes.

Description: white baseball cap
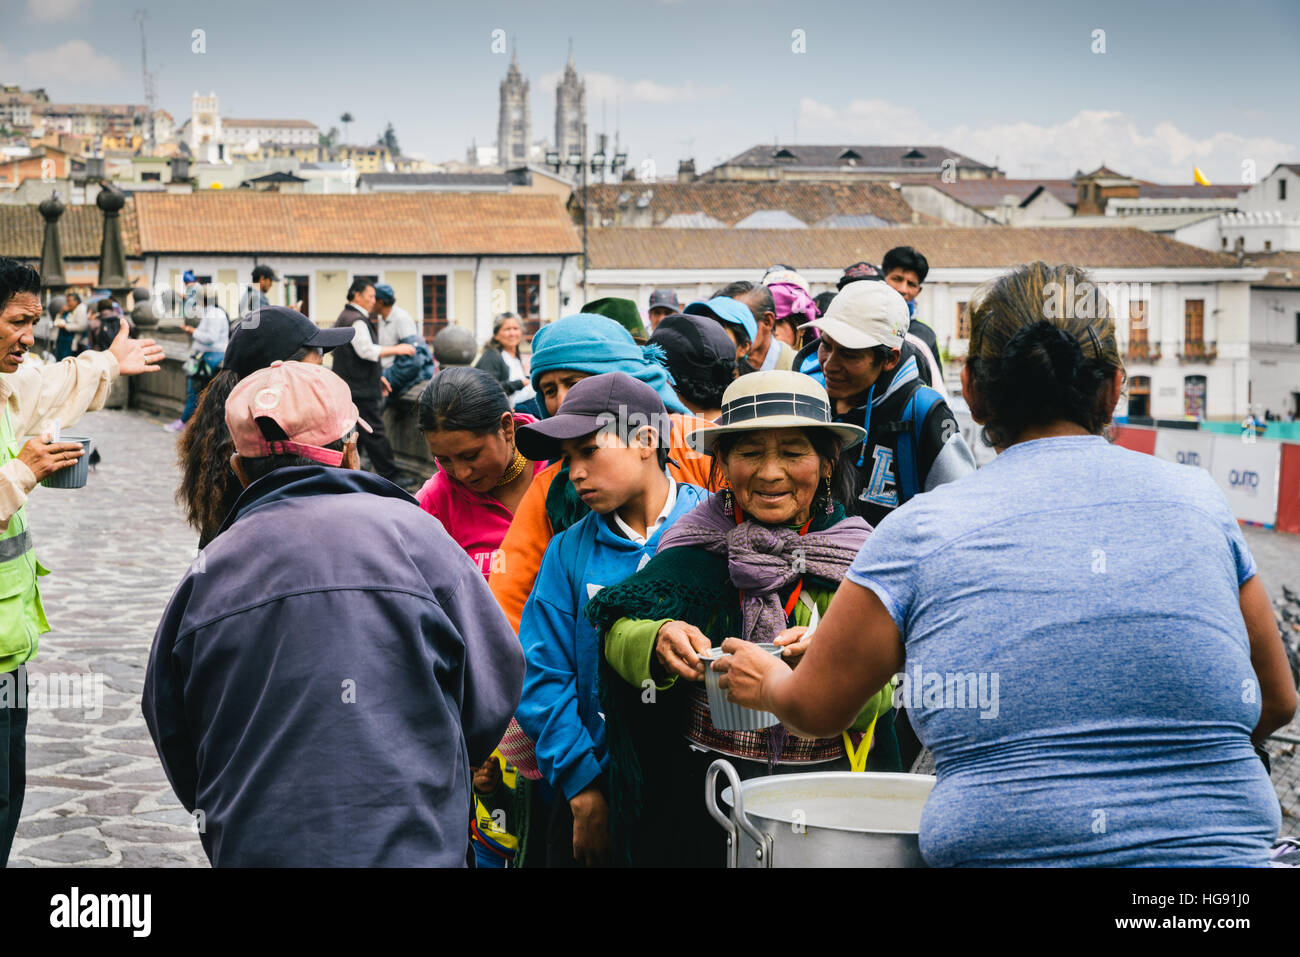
[[799, 280, 910, 350]]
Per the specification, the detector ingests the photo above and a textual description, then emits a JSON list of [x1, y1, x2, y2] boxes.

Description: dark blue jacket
[[142, 466, 524, 867]]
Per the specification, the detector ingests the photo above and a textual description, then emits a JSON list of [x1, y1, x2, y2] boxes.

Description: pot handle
[[705, 758, 773, 868]]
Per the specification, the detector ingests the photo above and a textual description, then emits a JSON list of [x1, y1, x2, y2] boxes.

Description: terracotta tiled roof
[[1244, 250, 1300, 287], [587, 227, 1242, 272], [0, 200, 141, 259], [132, 192, 581, 255], [579, 180, 918, 227]]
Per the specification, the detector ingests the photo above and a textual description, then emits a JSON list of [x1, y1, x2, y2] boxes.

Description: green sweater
[[604, 586, 891, 733]]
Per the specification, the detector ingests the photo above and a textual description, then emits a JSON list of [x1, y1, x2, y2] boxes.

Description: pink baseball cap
[[225, 360, 371, 466]]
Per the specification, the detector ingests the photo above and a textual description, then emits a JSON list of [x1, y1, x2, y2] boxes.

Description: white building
[[584, 225, 1265, 420], [179, 92, 319, 163], [1244, 251, 1300, 418], [131, 192, 581, 342], [221, 118, 319, 149]]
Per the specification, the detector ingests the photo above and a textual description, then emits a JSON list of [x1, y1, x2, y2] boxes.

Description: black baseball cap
[[251, 264, 279, 282], [515, 372, 670, 463], [222, 306, 355, 378], [647, 289, 681, 312], [650, 313, 736, 387]]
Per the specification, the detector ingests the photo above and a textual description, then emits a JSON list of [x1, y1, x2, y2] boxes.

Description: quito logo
[[1228, 469, 1259, 493]]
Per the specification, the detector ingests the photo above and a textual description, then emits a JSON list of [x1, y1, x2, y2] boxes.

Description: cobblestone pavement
[[9, 408, 207, 867], [6, 411, 1300, 865]]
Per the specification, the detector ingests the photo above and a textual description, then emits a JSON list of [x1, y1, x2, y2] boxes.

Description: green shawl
[[585, 504, 854, 867]]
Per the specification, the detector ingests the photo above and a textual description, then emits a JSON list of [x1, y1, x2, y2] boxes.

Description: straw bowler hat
[[687, 370, 866, 454]]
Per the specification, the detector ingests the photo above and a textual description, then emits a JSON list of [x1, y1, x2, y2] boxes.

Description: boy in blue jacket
[[514, 372, 707, 867]]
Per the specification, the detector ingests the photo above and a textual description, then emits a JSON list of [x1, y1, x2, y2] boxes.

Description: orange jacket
[[489, 412, 719, 633]]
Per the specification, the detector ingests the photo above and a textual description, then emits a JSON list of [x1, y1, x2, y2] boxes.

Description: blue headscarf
[[528, 313, 689, 418]]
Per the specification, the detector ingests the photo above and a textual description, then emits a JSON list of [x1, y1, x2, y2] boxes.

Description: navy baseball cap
[[223, 306, 356, 378], [515, 372, 670, 463]]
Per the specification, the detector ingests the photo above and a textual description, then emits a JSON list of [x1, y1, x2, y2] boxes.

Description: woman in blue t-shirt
[[716, 261, 1297, 867]]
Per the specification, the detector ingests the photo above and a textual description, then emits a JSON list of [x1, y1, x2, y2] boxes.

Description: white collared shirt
[[611, 475, 677, 546]]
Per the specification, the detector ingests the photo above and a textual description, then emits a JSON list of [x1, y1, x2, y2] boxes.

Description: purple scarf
[[768, 281, 819, 326], [658, 493, 871, 643]]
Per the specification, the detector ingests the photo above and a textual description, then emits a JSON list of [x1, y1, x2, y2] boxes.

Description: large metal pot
[[705, 758, 935, 868]]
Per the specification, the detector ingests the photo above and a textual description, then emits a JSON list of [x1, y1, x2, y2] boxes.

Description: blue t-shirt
[[847, 434, 1280, 867]]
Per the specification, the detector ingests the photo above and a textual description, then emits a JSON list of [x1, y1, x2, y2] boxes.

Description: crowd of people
[[1, 239, 1293, 869]]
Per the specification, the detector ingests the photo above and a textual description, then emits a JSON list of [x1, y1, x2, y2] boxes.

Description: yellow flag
[[1193, 166, 1211, 186]]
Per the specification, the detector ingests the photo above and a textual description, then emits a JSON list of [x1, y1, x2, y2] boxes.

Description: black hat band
[[720, 393, 830, 427]]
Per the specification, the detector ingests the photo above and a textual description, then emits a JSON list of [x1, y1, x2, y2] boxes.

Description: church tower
[[497, 46, 531, 168], [555, 42, 586, 169]]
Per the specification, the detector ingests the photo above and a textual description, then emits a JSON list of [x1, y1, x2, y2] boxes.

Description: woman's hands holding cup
[[714, 637, 791, 712], [654, 620, 711, 681]]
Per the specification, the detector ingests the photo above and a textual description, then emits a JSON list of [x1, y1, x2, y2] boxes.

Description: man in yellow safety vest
[[0, 258, 165, 865]]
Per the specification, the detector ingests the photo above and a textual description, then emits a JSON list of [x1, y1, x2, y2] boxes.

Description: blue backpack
[[887, 385, 945, 504]]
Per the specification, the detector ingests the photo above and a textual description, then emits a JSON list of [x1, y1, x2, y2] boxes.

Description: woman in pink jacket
[[416, 365, 550, 866], [416, 366, 546, 579]]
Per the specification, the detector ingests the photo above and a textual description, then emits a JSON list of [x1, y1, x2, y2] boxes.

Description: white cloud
[[8, 40, 127, 90], [539, 70, 723, 105], [796, 98, 1295, 185], [27, 0, 88, 22]]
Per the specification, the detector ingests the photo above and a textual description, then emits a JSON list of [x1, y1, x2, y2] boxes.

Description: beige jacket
[[0, 350, 120, 525]]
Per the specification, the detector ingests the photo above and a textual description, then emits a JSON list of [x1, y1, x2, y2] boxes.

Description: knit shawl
[[656, 493, 871, 643]]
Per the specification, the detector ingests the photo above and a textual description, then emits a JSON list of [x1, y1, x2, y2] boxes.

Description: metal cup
[[701, 642, 784, 731], [40, 436, 93, 489]]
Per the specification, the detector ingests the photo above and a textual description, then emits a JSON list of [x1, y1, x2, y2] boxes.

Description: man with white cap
[[143, 360, 523, 866], [796, 280, 975, 529]]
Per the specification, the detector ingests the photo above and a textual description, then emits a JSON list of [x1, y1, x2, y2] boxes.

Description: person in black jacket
[[475, 312, 536, 409], [331, 279, 410, 481]]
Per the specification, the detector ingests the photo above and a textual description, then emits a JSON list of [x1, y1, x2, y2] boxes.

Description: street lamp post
[[548, 126, 627, 304]]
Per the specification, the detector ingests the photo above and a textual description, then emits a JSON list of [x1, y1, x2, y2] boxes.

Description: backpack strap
[[895, 385, 944, 503]]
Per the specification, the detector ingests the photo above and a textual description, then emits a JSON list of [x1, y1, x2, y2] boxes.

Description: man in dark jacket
[[142, 360, 523, 867], [794, 280, 974, 528], [331, 278, 410, 480]]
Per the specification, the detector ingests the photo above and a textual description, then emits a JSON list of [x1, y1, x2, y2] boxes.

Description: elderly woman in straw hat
[[586, 369, 901, 867]]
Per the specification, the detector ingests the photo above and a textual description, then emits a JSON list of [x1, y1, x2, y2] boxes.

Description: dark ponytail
[[417, 366, 510, 435], [967, 262, 1123, 448]]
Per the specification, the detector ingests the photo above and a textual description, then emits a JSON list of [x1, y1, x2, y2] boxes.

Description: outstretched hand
[[108, 320, 165, 376]]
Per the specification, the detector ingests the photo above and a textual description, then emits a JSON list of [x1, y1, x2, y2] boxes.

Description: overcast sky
[[2, 0, 1297, 184]]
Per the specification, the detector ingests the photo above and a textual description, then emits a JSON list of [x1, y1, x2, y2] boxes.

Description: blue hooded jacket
[[515, 480, 708, 800], [529, 313, 690, 418], [142, 466, 524, 867]]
